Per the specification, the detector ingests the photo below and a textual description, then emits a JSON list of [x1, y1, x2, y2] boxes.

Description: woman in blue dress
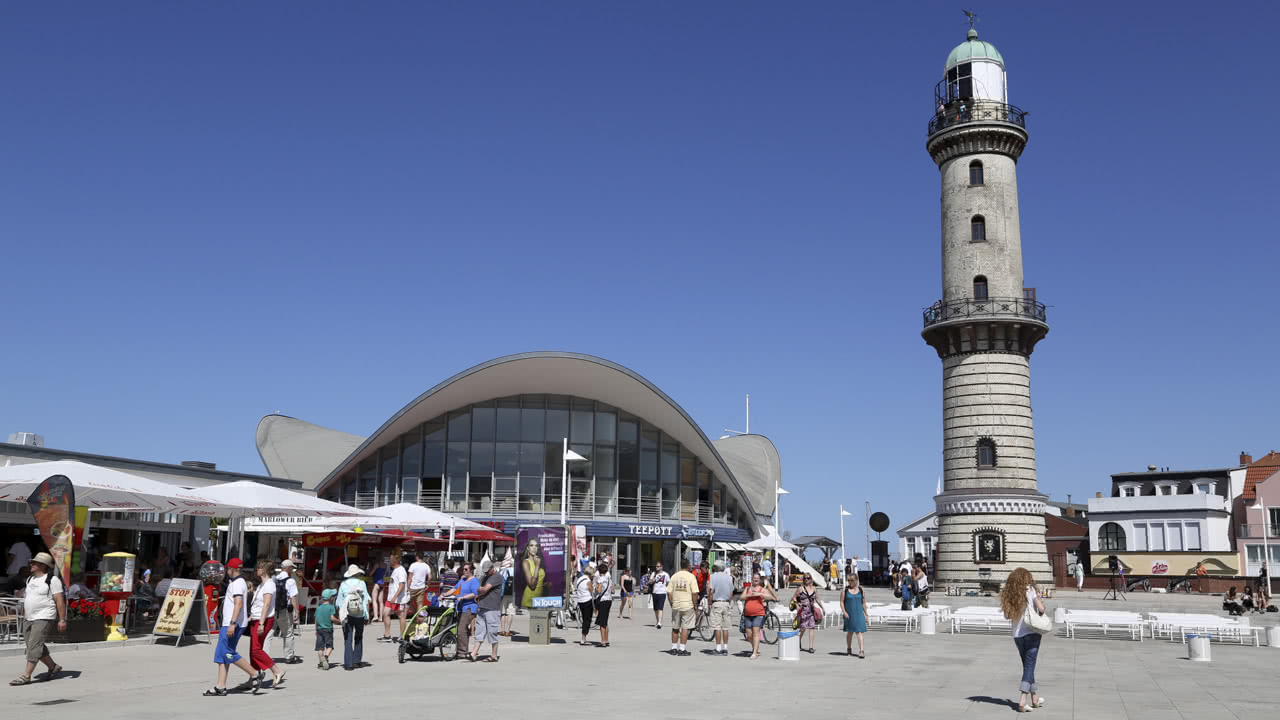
[[842, 573, 869, 657]]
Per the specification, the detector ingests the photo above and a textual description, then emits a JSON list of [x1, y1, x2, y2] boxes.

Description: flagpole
[[839, 505, 847, 574]]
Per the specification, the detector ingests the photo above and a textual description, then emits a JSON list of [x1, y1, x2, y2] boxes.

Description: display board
[[152, 579, 204, 644], [515, 526, 567, 610]]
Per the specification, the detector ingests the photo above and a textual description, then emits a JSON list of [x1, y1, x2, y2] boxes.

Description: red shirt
[[693, 567, 709, 593]]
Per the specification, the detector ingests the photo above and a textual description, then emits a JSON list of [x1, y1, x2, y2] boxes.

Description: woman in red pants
[[248, 560, 286, 688]]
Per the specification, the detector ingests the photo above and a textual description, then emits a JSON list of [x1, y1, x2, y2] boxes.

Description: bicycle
[[738, 600, 780, 644]]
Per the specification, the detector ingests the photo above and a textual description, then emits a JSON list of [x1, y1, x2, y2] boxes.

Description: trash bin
[[1187, 634, 1211, 662], [920, 612, 936, 635], [1266, 626, 1280, 648], [528, 609, 553, 646], [777, 630, 801, 661]]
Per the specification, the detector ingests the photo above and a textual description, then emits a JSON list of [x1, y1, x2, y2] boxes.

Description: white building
[[897, 511, 937, 565], [1087, 466, 1240, 556]]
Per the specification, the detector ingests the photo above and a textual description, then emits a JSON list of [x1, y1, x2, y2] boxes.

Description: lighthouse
[[922, 24, 1051, 587]]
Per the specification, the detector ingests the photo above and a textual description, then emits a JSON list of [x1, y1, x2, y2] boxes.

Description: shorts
[[710, 601, 732, 630], [314, 628, 333, 650], [213, 625, 244, 665], [671, 607, 696, 631], [474, 609, 501, 645], [409, 588, 426, 607], [594, 601, 611, 628], [652, 593, 666, 611], [502, 598, 515, 616], [23, 619, 52, 663], [384, 601, 405, 613], [743, 615, 765, 629]]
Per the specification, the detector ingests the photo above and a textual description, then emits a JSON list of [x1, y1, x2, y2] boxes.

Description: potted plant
[[56, 598, 109, 643]]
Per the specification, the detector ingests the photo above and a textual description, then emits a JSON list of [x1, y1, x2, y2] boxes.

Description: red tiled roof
[[1244, 451, 1280, 500]]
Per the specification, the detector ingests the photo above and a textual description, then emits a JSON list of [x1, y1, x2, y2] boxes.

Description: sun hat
[[344, 564, 364, 578], [31, 552, 55, 569]]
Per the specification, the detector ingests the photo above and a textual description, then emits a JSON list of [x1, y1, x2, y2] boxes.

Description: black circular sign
[[868, 512, 890, 533]]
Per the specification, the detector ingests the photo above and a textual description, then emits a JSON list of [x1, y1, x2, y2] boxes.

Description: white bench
[[1061, 609, 1145, 641], [1147, 613, 1259, 645], [950, 607, 1012, 634], [867, 607, 919, 632]]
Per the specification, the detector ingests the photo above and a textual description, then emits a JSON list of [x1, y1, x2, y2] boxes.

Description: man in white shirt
[[273, 560, 302, 664], [407, 554, 431, 614], [207, 558, 257, 696], [382, 554, 409, 641], [649, 563, 670, 630], [6, 539, 31, 577], [14, 552, 66, 685]]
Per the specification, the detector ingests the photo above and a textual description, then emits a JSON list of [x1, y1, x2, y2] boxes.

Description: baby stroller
[[397, 597, 458, 662]]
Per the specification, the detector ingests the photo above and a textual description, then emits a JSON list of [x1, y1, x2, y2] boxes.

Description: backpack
[[273, 577, 291, 616], [344, 583, 366, 618]]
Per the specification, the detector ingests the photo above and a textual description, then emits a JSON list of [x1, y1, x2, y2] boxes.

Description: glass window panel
[[401, 429, 422, 481], [521, 406, 544, 443], [1185, 523, 1201, 550], [594, 446, 615, 479], [358, 458, 376, 494], [595, 478, 616, 515], [570, 405, 593, 445], [448, 474, 467, 511], [497, 405, 521, 442], [340, 473, 356, 504], [424, 417, 446, 443], [546, 407, 569, 443], [1133, 524, 1147, 551], [640, 450, 657, 483], [447, 410, 470, 442], [519, 472, 540, 511], [1148, 523, 1165, 551], [472, 404, 496, 442], [402, 476, 420, 505], [971, 218, 986, 243], [641, 427, 658, 450], [494, 474, 515, 494], [424, 442, 445, 476], [380, 444, 399, 498], [595, 410, 616, 446], [520, 442, 543, 477], [545, 442, 563, 477], [618, 416, 638, 445], [958, 77, 972, 97], [661, 451, 679, 487], [447, 442, 469, 477], [569, 443, 592, 479], [471, 442, 494, 475], [495, 442, 519, 476], [544, 477, 562, 513], [680, 456, 696, 487], [618, 481, 638, 516], [1168, 524, 1183, 551]]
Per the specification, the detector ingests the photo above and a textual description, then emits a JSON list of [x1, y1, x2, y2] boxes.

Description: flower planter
[[52, 618, 108, 644]]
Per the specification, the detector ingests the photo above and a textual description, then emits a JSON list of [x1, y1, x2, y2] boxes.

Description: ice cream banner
[[26, 474, 75, 589]]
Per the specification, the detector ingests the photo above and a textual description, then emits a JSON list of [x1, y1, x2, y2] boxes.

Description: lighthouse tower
[[922, 26, 1051, 587]]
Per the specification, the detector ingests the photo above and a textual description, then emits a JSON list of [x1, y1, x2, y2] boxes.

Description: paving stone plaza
[[4, 587, 1276, 719]]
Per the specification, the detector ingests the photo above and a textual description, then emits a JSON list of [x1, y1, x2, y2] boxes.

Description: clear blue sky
[[3, 2, 1277, 553]]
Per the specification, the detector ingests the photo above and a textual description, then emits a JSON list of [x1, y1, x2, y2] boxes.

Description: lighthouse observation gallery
[[921, 27, 1052, 587]]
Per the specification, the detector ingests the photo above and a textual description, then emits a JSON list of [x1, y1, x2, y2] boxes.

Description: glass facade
[[323, 394, 746, 528]]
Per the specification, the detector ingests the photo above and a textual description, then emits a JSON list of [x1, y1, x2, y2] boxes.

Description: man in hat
[[336, 564, 371, 671], [10, 552, 65, 686], [205, 558, 258, 696], [273, 560, 302, 664]]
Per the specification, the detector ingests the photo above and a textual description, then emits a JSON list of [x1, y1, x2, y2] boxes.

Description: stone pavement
[[2, 587, 1276, 720]]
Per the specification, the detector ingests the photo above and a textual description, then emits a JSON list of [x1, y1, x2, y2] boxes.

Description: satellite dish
[[869, 512, 890, 533]]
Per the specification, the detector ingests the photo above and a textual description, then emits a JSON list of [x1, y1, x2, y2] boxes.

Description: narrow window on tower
[[975, 437, 997, 468], [971, 215, 986, 243], [969, 160, 984, 186], [973, 276, 988, 300]]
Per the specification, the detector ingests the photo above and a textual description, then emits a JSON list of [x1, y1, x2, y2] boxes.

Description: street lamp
[[774, 482, 789, 587], [560, 439, 589, 526], [840, 506, 853, 582], [1250, 498, 1270, 583]]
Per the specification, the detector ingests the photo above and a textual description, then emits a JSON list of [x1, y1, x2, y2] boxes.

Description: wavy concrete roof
[[711, 434, 781, 520], [315, 352, 766, 531], [256, 415, 367, 491]]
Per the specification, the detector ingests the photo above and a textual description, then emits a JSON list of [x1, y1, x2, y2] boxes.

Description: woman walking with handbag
[[790, 576, 820, 654], [1001, 568, 1050, 713]]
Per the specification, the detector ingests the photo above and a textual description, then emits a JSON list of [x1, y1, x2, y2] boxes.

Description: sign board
[[515, 526, 568, 610], [152, 579, 202, 641]]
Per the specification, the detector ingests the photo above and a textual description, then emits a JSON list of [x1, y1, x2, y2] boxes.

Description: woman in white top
[[247, 561, 285, 687], [592, 563, 612, 647], [912, 562, 931, 608], [572, 564, 596, 646], [1001, 567, 1046, 713]]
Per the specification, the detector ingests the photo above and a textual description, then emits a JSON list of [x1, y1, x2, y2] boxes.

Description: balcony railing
[[1238, 523, 1280, 539], [928, 101, 1027, 136], [349, 481, 734, 527], [923, 296, 1047, 329]]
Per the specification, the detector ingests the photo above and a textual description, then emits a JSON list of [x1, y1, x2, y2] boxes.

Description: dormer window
[[1118, 483, 1141, 498], [1155, 481, 1180, 496], [1194, 482, 1215, 495]]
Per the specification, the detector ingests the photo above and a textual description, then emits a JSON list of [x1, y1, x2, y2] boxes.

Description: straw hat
[[344, 564, 364, 578], [31, 552, 55, 569]]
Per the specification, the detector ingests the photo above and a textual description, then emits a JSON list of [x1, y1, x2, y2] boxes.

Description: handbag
[[813, 601, 824, 623], [1023, 603, 1053, 635]]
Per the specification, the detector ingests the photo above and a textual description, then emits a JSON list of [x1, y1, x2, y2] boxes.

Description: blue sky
[[3, 2, 1277, 553]]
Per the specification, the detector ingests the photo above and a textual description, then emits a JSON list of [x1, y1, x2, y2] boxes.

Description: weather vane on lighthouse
[[963, 9, 978, 29]]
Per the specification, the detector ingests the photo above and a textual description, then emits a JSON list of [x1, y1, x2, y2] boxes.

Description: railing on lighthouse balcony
[[923, 296, 1047, 329], [928, 100, 1027, 137]]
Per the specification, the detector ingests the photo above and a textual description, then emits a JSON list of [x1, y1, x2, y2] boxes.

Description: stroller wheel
[[397, 644, 406, 664]]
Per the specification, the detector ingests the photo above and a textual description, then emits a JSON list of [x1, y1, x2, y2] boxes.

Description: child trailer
[[398, 598, 459, 662]]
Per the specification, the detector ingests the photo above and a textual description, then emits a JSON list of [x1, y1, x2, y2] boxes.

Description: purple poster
[[515, 526, 567, 609]]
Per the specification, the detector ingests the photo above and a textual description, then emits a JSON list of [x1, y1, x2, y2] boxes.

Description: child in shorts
[[314, 588, 336, 670]]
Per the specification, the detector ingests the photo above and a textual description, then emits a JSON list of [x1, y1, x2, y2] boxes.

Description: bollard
[[777, 630, 801, 661], [920, 612, 937, 635], [1187, 634, 1211, 662], [1266, 626, 1280, 648]]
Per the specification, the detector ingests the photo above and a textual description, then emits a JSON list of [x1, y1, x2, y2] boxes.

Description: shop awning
[[681, 539, 706, 549], [714, 542, 736, 551], [454, 529, 515, 543]]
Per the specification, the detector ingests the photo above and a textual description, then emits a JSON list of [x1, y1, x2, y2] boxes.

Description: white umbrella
[[323, 502, 488, 530], [0, 460, 239, 516], [195, 480, 373, 517], [743, 533, 798, 552]]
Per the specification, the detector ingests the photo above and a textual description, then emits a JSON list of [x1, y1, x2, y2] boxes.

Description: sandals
[[203, 687, 227, 697], [10, 676, 32, 686], [41, 664, 63, 681], [1033, 698, 1046, 709]]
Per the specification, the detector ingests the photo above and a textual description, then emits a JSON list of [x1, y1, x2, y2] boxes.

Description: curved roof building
[[257, 352, 775, 548]]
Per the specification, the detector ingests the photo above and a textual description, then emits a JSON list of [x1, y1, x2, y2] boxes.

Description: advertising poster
[[26, 474, 75, 589], [570, 524, 587, 571], [152, 579, 201, 638], [515, 526, 567, 609]]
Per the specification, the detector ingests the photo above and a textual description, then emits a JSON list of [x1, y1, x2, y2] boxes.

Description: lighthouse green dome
[[945, 28, 1003, 69]]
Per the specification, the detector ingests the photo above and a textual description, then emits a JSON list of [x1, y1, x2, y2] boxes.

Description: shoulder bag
[[1023, 599, 1053, 635]]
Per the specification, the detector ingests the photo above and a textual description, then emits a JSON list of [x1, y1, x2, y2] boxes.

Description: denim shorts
[[743, 615, 765, 629], [213, 625, 244, 665], [315, 628, 333, 650]]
